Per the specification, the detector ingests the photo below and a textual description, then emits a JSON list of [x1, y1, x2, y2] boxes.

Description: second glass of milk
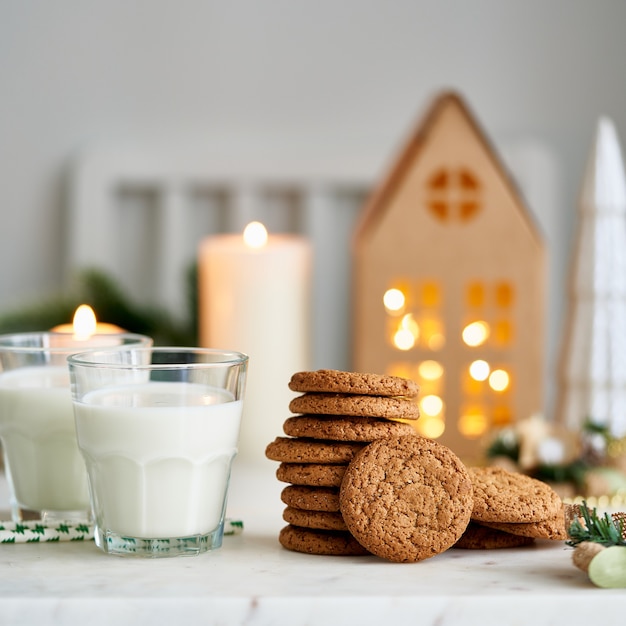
[[68, 347, 248, 557], [0, 332, 153, 522]]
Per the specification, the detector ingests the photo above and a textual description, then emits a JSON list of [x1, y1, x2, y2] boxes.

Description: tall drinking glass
[[68, 347, 248, 557], [0, 332, 153, 522]]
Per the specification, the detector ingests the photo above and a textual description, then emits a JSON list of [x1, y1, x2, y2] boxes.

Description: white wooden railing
[[65, 140, 558, 376]]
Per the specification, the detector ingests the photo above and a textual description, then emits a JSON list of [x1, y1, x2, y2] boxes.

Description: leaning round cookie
[[453, 522, 535, 550], [283, 507, 349, 531], [265, 437, 367, 464], [276, 462, 347, 487], [469, 466, 562, 523], [288, 369, 419, 398], [281, 485, 341, 512], [289, 393, 420, 420], [279, 525, 370, 556], [283, 415, 415, 441], [477, 502, 569, 540], [339, 435, 473, 563]]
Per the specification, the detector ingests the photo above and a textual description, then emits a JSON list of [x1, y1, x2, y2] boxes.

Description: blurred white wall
[[1, 0, 626, 415]]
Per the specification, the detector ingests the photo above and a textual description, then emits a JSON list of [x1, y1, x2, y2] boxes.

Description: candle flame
[[243, 221, 268, 249], [72, 304, 97, 340]]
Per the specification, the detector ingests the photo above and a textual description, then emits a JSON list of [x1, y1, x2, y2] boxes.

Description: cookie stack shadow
[[265, 369, 420, 556]]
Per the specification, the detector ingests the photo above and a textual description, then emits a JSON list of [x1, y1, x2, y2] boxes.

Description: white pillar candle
[[198, 223, 312, 464]]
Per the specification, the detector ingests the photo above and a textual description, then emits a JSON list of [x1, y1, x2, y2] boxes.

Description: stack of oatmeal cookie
[[265, 369, 570, 562], [265, 369, 420, 556]]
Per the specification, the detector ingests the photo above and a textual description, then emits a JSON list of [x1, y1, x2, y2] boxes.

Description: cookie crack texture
[[339, 435, 473, 563], [468, 466, 561, 523]]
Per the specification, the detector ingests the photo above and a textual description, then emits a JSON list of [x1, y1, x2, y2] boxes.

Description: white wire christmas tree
[[557, 117, 626, 438]]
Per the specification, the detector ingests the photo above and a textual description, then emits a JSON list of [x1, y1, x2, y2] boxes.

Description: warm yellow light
[[51, 304, 124, 338], [393, 330, 415, 351], [462, 321, 490, 347], [467, 282, 484, 307], [427, 333, 445, 350], [418, 360, 443, 380], [420, 394, 443, 416], [421, 318, 445, 351], [386, 364, 412, 380], [393, 314, 419, 350], [492, 405, 512, 426], [243, 221, 268, 248], [489, 369, 510, 392], [383, 288, 405, 313], [421, 283, 440, 307], [72, 304, 97, 340], [418, 416, 445, 439], [469, 359, 490, 381], [458, 411, 489, 438], [401, 314, 419, 336]]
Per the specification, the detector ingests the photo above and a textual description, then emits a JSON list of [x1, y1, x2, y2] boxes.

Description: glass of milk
[[0, 332, 153, 522], [68, 347, 248, 557]]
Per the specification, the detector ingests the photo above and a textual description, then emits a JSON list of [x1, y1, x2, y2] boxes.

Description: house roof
[[353, 90, 543, 246]]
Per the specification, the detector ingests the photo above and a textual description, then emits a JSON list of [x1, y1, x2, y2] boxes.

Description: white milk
[[0, 366, 90, 512], [73, 382, 243, 538]]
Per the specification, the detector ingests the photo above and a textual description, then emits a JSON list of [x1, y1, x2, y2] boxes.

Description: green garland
[[0, 267, 198, 346]]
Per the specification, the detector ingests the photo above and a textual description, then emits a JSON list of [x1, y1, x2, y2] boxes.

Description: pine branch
[[567, 501, 626, 547]]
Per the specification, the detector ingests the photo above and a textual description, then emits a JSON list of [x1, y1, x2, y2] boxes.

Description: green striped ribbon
[[0, 518, 244, 543]]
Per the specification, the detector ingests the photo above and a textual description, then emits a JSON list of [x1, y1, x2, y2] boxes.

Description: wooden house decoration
[[352, 91, 546, 462]]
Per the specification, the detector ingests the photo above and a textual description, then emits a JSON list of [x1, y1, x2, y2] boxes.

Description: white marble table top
[[0, 460, 622, 626]]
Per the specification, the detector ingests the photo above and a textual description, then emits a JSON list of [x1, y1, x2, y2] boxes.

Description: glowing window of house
[[489, 368, 511, 392], [420, 394, 444, 417], [462, 320, 490, 347], [458, 406, 489, 439], [495, 282, 514, 308], [386, 359, 444, 440], [416, 416, 445, 439], [386, 363, 414, 381], [462, 367, 483, 396], [467, 282, 484, 308], [421, 282, 440, 307], [383, 288, 406, 314], [416, 361, 443, 399], [418, 360, 444, 381], [493, 320, 513, 346], [417, 281, 444, 350], [422, 318, 445, 351], [392, 314, 419, 351], [492, 405, 513, 427], [469, 359, 490, 381]]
